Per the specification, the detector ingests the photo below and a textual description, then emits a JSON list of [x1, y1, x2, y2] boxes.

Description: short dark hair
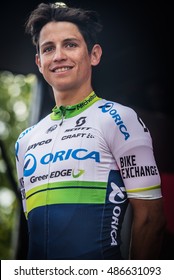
[[25, 2, 103, 53]]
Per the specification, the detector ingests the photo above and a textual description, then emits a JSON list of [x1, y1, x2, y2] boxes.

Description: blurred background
[[0, 0, 173, 259]]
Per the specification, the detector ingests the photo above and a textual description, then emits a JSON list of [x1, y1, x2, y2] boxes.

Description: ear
[[35, 53, 43, 74], [90, 44, 102, 66]]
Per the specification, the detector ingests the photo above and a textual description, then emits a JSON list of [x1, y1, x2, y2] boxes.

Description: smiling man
[[15, 2, 165, 260]]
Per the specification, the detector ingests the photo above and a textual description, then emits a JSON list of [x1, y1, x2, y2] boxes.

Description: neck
[[53, 86, 94, 107]]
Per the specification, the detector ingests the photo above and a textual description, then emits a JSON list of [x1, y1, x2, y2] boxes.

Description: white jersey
[[15, 91, 162, 259]]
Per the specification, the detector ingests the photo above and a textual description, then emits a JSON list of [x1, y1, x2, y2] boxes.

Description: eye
[[43, 46, 55, 53], [65, 42, 78, 48]]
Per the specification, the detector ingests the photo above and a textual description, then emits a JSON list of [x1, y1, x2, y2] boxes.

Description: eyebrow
[[40, 38, 81, 48]]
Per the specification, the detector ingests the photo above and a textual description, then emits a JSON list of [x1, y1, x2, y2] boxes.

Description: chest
[[22, 115, 116, 189]]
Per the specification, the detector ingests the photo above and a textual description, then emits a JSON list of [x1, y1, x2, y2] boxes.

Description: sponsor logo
[[121, 165, 159, 179], [61, 133, 86, 140], [24, 153, 37, 177], [109, 181, 127, 246], [120, 155, 158, 178], [29, 168, 85, 183], [24, 148, 99, 176], [15, 141, 19, 161], [27, 139, 52, 151], [19, 177, 25, 199], [30, 174, 48, 183], [109, 182, 127, 204], [99, 102, 130, 140], [61, 132, 94, 140], [75, 117, 86, 127], [46, 125, 58, 133], [65, 127, 91, 132], [50, 169, 72, 178], [40, 149, 100, 164], [18, 126, 35, 139], [72, 169, 85, 178], [137, 116, 148, 132], [76, 93, 96, 110]]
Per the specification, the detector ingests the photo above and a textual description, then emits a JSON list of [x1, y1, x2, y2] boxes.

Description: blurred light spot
[[0, 159, 6, 173], [13, 101, 28, 121], [0, 188, 15, 208], [0, 121, 7, 135], [8, 84, 21, 97]]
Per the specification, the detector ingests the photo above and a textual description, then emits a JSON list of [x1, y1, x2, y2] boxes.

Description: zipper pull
[[59, 106, 66, 126], [59, 115, 64, 126]]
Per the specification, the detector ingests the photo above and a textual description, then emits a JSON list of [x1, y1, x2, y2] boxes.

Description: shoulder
[[15, 114, 52, 163], [96, 98, 138, 120], [96, 98, 150, 131], [16, 114, 51, 144], [94, 98, 152, 148]]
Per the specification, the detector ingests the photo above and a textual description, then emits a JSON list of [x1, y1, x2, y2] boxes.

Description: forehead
[[39, 21, 84, 44]]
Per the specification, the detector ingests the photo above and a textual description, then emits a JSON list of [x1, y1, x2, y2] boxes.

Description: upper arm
[[129, 197, 165, 224]]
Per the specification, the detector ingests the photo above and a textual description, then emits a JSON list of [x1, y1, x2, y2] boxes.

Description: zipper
[[59, 115, 64, 126], [59, 106, 66, 126]]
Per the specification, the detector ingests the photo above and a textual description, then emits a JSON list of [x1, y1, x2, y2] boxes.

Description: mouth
[[51, 66, 73, 73]]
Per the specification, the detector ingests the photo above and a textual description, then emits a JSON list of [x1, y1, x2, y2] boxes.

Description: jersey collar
[[51, 91, 101, 120]]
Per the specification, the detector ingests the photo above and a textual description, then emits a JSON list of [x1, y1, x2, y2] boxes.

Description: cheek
[[78, 54, 91, 69], [39, 59, 49, 74], [76, 49, 90, 64]]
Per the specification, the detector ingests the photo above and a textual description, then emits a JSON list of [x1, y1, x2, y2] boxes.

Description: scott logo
[[75, 117, 86, 127], [99, 102, 130, 140]]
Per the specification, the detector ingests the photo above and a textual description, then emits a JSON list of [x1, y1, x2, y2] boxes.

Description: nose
[[53, 47, 67, 61]]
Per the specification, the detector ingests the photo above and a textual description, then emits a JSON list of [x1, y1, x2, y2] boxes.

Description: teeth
[[54, 67, 71, 72]]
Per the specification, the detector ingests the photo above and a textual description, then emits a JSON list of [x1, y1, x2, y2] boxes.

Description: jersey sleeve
[[15, 125, 36, 218], [117, 146, 162, 199], [100, 101, 162, 199], [15, 141, 27, 217]]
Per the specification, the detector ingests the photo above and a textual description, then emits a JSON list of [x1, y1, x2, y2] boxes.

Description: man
[[15, 2, 165, 259]]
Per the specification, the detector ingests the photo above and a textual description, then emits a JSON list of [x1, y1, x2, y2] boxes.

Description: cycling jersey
[[15, 91, 162, 260]]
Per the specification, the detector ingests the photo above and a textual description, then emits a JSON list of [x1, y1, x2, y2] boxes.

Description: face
[[36, 21, 102, 94]]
